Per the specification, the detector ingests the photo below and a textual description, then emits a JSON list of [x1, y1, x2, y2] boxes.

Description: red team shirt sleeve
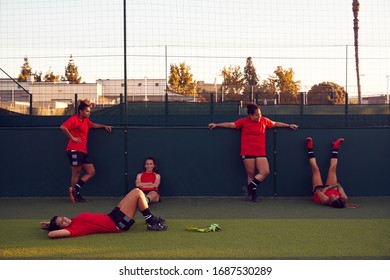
[[234, 117, 245, 129]]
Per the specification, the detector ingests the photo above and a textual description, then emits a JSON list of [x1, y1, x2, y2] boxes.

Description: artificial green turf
[[1, 219, 389, 259], [1, 196, 389, 259]]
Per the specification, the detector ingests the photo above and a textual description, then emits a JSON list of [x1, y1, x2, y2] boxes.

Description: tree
[[274, 66, 300, 94], [33, 71, 42, 82], [255, 77, 278, 104], [220, 65, 245, 95], [352, 0, 361, 103], [273, 66, 301, 104], [307, 82, 346, 105], [258, 76, 277, 94], [44, 68, 60, 82], [65, 54, 82, 84], [168, 62, 197, 97], [258, 76, 278, 100], [244, 57, 259, 87], [18, 56, 32, 82]]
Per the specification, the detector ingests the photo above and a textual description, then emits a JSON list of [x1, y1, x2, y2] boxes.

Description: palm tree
[[352, 0, 361, 103]]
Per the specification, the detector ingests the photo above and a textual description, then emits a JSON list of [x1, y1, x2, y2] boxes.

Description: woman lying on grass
[[40, 188, 167, 239]]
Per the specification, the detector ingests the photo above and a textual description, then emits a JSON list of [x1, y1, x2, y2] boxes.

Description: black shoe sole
[[147, 224, 168, 231]]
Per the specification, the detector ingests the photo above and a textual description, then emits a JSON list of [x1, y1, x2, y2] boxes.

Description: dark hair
[[246, 103, 259, 115], [49, 216, 60, 231], [331, 198, 345, 208], [77, 100, 90, 113], [143, 156, 159, 173], [77, 99, 96, 113]]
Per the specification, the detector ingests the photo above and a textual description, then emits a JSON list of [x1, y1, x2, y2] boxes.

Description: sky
[[0, 0, 389, 97]]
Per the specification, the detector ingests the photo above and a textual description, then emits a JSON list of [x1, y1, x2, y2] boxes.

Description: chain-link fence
[[0, 0, 389, 120]]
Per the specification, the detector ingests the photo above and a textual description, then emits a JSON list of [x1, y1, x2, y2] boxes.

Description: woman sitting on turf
[[135, 156, 161, 204], [40, 188, 167, 239], [306, 137, 358, 209]]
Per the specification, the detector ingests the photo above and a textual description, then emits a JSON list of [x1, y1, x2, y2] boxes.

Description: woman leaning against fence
[[60, 99, 112, 203], [208, 103, 298, 202]]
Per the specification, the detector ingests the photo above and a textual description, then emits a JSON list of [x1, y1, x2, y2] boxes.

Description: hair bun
[[77, 99, 96, 108]]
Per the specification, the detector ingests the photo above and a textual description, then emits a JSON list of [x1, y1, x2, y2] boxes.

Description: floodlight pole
[[123, 0, 127, 123], [123, 0, 128, 194]]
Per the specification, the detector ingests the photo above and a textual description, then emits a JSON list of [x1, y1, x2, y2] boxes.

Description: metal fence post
[[119, 94, 123, 125], [74, 93, 78, 115], [210, 92, 214, 122], [29, 94, 33, 116], [164, 93, 168, 126], [300, 92, 304, 115], [345, 93, 349, 127]]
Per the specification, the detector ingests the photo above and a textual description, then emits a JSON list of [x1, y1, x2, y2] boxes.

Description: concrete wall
[[0, 126, 389, 197]]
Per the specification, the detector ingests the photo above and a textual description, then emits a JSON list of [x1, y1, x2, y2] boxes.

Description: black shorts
[[313, 185, 327, 193], [241, 155, 267, 160], [108, 207, 135, 231], [66, 150, 93, 166], [142, 189, 160, 195]]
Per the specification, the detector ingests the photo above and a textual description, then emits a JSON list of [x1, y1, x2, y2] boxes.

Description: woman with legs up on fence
[[307, 137, 358, 208]]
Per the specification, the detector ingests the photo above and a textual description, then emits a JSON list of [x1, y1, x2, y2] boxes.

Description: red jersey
[[65, 212, 122, 237], [312, 189, 342, 204], [61, 114, 93, 153], [234, 116, 273, 156], [139, 172, 159, 193]]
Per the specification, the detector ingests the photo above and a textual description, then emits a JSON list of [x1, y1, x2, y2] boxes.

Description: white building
[[0, 78, 195, 109], [97, 78, 167, 102]]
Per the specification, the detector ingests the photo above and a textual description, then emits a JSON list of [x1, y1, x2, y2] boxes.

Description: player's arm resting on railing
[[272, 121, 299, 130], [208, 122, 236, 129], [91, 122, 112, 132]]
